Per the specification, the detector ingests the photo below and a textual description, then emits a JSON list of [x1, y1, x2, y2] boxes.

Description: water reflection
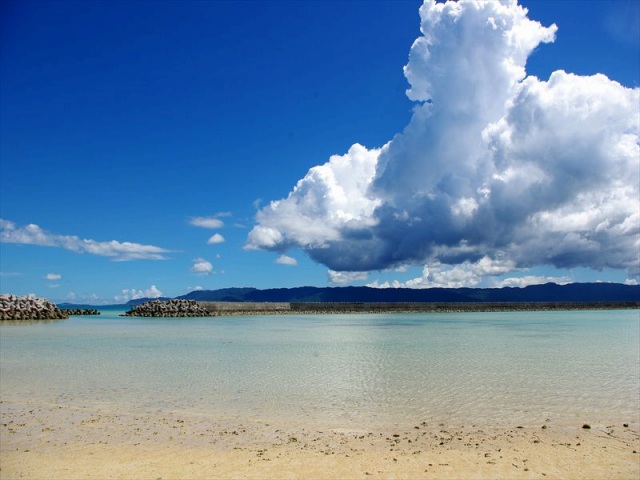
[[0, 318, 66, 326]]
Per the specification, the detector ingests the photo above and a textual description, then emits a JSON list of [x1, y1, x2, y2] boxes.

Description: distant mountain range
[[170, 283, 640, 304], [57, 283, 639, 308]]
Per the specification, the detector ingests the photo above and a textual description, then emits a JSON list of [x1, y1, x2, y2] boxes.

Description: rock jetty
[[0, 294, 68, 320], [124, 299, 209, 317]]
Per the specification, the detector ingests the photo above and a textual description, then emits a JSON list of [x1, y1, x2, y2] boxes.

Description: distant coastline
[[3, 283, 637, 320], [116, 282, 639, 317], [121, 299, 639, 317]]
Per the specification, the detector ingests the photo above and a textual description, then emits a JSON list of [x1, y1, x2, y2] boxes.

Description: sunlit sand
[[1, 401, 638, 480]]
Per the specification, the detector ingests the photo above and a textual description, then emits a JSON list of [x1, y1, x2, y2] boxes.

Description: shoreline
[[1, 400, 638, 479]]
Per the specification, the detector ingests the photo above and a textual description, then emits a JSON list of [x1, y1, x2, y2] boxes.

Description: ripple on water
[[1, 310, 638, 428]]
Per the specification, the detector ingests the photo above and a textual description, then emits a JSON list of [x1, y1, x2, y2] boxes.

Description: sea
[[1, 309, 639, 429]]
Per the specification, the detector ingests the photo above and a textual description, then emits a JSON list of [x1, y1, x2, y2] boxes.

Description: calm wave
[[1, 310, 638, 428]]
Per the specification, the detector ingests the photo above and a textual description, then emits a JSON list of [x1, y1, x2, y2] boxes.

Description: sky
[[1, 0, 639, 304]]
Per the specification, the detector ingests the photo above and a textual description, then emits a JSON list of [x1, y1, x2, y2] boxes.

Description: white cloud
[[329, 270, 368, 285], [246, 143, 382, 250], [366, 280, 402, 289], [189, 216, 224, 229], [44, 273, 62, 280], [207, 233, 225, 244], [246, 0, 639, 285], [115, 285, 163, 303], [1, 220, 170, 261], [368, 256, 517, 289], [191, 258, 213, 275], [276, 254, 297, 266], [494, 275, 572, 288], [63, 292, 108, 305]]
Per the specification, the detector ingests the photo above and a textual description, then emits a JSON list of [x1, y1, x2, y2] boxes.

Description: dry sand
[[1, 400, 638, 480]]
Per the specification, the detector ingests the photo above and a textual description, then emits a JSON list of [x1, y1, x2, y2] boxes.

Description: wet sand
[[1, 400, 638, 479]]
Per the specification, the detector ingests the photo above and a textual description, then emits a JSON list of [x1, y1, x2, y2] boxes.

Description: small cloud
[[276, 254, 298, 266], [62, 292, 108, 305], [115, 285, 163, 303], [207, 233, 225, 244], [44, 273, 62, 281], [328, 270, 368, 285], [494, 275, 572, 288], [604, 1, 640, 47], [367, 280, 402, 289], [0, 271, 22, 277], [188, 216, 225, 229], [191, 258, 213, 275], [47, 284, 60, 289]]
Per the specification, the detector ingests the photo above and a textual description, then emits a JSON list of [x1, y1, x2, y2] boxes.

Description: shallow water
[[1, 310, 638, 428]]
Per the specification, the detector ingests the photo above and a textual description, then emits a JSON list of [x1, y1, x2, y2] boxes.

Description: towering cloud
[[246, 0, 640, 283]]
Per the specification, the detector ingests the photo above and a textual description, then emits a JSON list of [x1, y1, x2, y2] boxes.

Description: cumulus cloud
[[44, 273, 62, 280], [189, 216, 225, 229], [207, 233, 225, 244], [276, 254, 298, 266], [246, 0, 639, 285], [246, 143, 383, 251], [1, 220, 170, 261], [115, 285, 163, 303], [191, 258, 213, 275], [368, 256, 517, 289]]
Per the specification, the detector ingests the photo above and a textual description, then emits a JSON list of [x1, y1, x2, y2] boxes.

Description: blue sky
[[1, 0, 638, 304]]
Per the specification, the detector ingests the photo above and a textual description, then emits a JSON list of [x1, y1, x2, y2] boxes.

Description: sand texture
[[1, 401, 638, 480]]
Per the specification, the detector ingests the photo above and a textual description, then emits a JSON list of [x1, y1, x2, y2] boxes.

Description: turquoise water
[[1, 310, 638, 428]]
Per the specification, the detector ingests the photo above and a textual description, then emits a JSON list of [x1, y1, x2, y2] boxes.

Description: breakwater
[[0, 294, 68, 320], [123, 299, 639, 317], [290, 301, 640, 313], [123, 299, 209, 317]]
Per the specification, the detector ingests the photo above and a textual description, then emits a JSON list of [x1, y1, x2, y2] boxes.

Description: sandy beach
[[1, 400, 638, 480]]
